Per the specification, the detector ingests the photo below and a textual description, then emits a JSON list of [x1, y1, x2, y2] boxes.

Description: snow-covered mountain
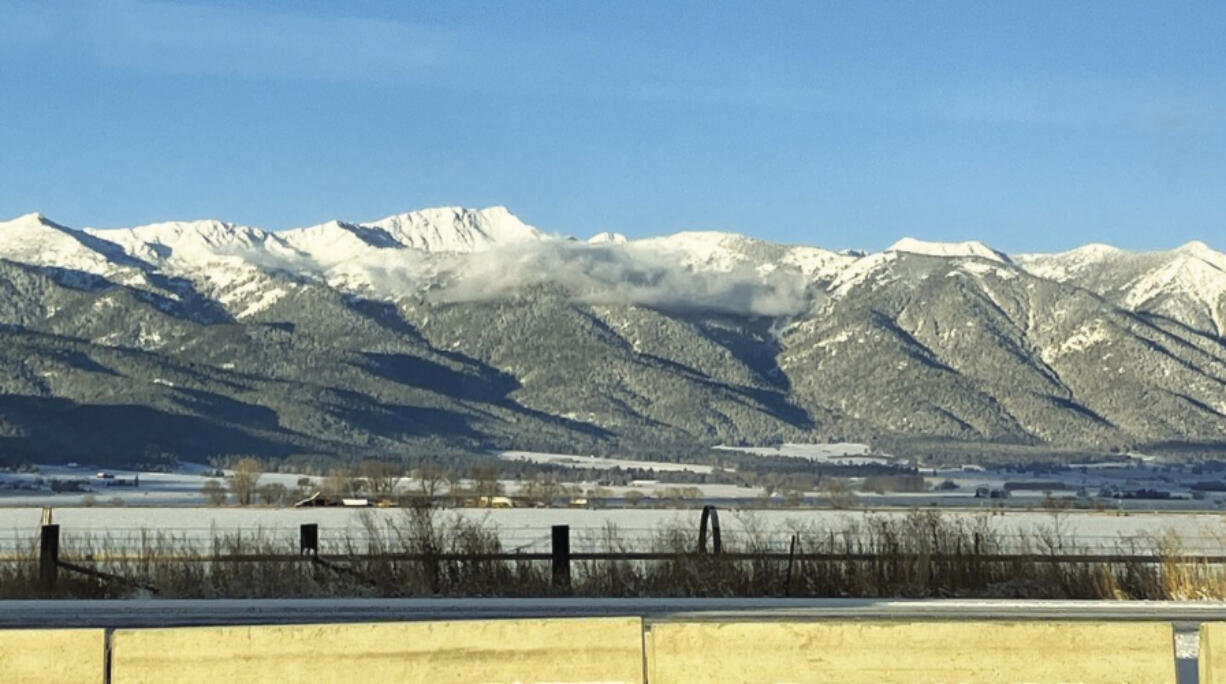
[[0, 212, 146, 278], [2, 205, 1225, 463], [90, 220, 289, 264], [631, 231, 853, 281], [1018, 241, 1226, 336], [279, 220, 398, 265], [18, 205, 1214, 329], [360, 205, 545, 252], [887, 237, 1013, 264]]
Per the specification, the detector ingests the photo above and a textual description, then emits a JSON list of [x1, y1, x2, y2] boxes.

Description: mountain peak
[[588, 231, 629, 245], [1175, 240, 1220, 258], [362, 205, 544, 253], [0, 212, 148, 275], [886, 237, 1012, 264], [11, 211, 46, 223], [2, 212, 68, 231], [280, 219, 401, 263]]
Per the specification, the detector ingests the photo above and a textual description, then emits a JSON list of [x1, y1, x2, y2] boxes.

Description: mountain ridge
[[13, 207, 1219, 274], [2, 206, 1224, 465]]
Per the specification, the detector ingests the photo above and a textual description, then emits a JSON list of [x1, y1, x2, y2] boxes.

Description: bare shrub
[[201, 479, 227, 506]]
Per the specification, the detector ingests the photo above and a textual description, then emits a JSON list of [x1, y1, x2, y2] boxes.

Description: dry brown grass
[[2, 508, 1225, 600]]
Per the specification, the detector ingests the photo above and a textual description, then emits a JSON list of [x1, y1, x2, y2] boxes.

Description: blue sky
[[2, 1, 1223, 252]]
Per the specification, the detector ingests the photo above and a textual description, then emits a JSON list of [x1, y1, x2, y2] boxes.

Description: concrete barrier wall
[[111, 617, 645, 684], [3, 618, 1185, 683], [0, 628, 105, 684], [1202, 623, 1226, 684], [648, 621, 1176, 684]]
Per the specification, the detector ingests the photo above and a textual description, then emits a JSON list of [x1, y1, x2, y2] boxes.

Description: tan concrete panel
[[648, 621, 1174, 684], [112, 617, 644, 684], [1202, 622, 1226, 684], [0, 628, 105, 684]]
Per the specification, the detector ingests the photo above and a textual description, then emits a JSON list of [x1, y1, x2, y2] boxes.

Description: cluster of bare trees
[[614, 486, 698, 508], [202, 457, 266, 506], [515, 473, 577, 507], [199, 457, 515, 507], [201, 458, 721, 509]]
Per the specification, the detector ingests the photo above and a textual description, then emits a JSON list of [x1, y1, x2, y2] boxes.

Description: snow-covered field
[[499, 443, 895, 469], [5, 456, 1226, 556], [0, 464, 316, 507], [713, 442, 896, 465], [497, 450, 717, 473]]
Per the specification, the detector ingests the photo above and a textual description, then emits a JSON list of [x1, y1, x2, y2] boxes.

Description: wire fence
[[5, 529, 1226, 555], [11, 506, 1226, 600]]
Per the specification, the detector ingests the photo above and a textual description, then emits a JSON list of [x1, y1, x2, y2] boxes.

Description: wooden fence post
[[698, 505, 721, 554], [300, 523, 319, 558], [784, 533, 798, 596], [551, 525, 571, 593], [972, 531, 983, 585], [39, 524, 59, 597]]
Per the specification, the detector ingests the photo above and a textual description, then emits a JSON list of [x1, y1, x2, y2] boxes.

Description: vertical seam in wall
[[1195, 622, 1207, 684], [641, 621, 649, 684], [1174, 622, 1181, 684], [103, 627, 113, 684]]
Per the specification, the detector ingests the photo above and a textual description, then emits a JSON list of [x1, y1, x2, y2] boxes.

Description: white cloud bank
[[426, 240, 812, 317]]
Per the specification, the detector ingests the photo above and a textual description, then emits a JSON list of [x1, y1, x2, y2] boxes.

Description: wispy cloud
[[3, 0, 455, 82], [0, 1, 884, 108], [7, 1, 1220, 126]]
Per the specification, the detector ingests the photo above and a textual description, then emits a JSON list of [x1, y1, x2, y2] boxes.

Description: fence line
[[25, 505, 1226, 598]]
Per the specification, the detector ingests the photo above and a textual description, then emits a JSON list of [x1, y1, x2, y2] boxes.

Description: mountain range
[[1, 206, 1224, 465]]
